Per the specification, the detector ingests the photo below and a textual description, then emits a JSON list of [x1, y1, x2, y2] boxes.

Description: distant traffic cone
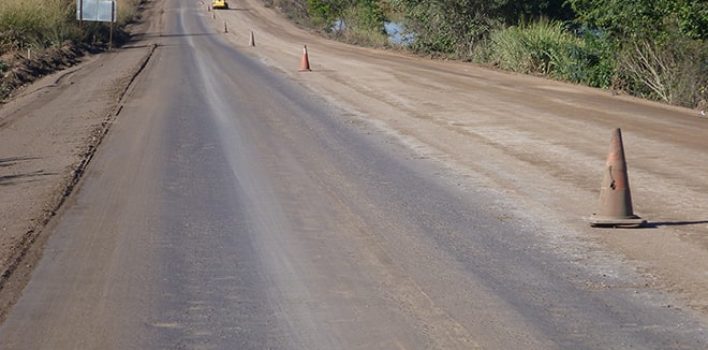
[[299, 45, 311, 72], [590, 128, 646, 228], [249, 31, 255, 47]]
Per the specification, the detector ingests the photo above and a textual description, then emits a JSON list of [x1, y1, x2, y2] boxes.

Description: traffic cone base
[[588, 128, 646, 228], [589, 216, 645, 228]]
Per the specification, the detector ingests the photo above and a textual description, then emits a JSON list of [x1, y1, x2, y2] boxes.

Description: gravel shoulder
[[0, 0, 162, 319], [212, 0, 708, 315]]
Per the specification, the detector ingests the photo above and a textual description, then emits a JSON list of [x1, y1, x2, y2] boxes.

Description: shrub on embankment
[[266, 0, 707, 110], [478, 20, 617, 90]]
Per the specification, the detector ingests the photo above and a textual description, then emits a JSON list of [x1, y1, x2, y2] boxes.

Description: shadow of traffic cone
[[590, 128, 646, 228], [249, 31, 255, 47], [299, 45, 311, 72]]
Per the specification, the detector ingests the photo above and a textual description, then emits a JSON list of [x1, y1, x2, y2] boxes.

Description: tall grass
[[479, 19, 705, 106], [0, 0, 78, 52], [485, 20, 582, 76], [479, 20, 617, 88], [117, 0, 142, 26], [0, 0, 141, 54]]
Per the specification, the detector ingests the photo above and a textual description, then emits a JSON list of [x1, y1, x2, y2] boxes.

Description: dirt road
[[0, 0, 706, 348]]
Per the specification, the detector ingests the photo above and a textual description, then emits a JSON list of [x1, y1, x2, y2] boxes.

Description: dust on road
[[211, 0, 708, 314]]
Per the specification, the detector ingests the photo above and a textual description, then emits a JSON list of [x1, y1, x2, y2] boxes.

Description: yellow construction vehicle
[[212, 0, 229, 9]]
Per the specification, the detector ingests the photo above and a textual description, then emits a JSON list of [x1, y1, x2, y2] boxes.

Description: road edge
[[0, 42, 158, 324]]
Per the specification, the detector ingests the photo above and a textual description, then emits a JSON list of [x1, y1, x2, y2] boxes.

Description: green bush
[[304, 0, 387, 47], [350, 0, 385, 33], [336, 0, 386, 45], [568, 0, 707, 41], [486, 20, 578, 75], [306, 0, 341, 28], [567, 0, 707, 107], [558, 28, 616, 88], [481, 20, 619, 88]]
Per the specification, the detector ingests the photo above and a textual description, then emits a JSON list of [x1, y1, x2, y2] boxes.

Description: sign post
[[109, 1, 115, 50], [78, 0, 84, 28]]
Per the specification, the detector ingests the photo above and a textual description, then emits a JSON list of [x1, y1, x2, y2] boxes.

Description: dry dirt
[[207, 0, 708, 314], [0, 44, 86, 100], [0, 0, 161, 317]]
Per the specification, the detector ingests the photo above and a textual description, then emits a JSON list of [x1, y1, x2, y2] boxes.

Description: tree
[[568, 0, 707, 107], [498, 0, 575, 24], [393, 0, 508, 54], [567, 0, 708, 40]]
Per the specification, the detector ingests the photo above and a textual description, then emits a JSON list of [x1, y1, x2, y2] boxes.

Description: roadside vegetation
[[266, 0, 707, 109], [0, 0, 141, 54], [0, 0, 142, 97]]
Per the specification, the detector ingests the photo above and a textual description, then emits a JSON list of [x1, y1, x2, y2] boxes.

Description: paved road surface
[[0, 1, 706, 349]]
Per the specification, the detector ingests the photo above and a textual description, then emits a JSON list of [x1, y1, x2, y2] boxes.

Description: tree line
[[270, 0, 707, 108]]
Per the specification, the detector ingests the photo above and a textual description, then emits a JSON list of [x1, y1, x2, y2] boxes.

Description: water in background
[[384, 21, 415, 46], [331, 19, 415, 46]]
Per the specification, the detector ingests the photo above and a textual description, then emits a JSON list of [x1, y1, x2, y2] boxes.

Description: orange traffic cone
[[249, 31, 255, 47], [299, 45, 311, 72], [590, 128, 646, 228]]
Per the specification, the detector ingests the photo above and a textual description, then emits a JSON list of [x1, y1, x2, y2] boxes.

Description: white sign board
[[77, 0, 117, 23]]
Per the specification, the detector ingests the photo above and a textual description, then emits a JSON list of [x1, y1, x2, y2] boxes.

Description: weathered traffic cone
[[224, 21, 228, 33], [249, 31, 256, 47], [590, 128, 646, 228], [299, 45, 311, 72]]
